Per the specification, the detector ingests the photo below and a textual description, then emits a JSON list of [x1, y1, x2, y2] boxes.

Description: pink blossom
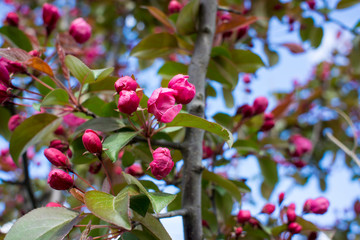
[[117, 90, 140, 115], [82, 129, 102, 154], [148, 88, 182, 123], [237, 210, 251, 223], [63, 113, 86, 128], [42, 3, 60, 34], [290, 134, 312, 157], [261, 203, 275, 214], [47, 169, 74, 190], [278, 192, 285, 205], [114, 76, 138, 93], [253, 96, 268, 115], [149, 147, 174, 180], [44, 148, 70, 168], [168, 0, 182, 14], [8, 114, 25, 131], [168, 74, 195, 104], [5, 12, 19, 27], [288, 222, 302, 234], [69, 18, 92, 44]]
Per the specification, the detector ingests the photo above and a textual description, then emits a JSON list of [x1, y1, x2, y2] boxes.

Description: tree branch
[[153, 209, 188, 219], [217, 6, 242, 15], [132, 136, 184, 150], [22, 153, 37, 209], [181, 1, 218, 239]]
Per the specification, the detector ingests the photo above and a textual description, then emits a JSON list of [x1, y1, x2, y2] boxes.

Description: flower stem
[[71, 171, 97, 191]]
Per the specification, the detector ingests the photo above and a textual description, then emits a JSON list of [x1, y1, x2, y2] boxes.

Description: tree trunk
[[181, 0, 217, 239]]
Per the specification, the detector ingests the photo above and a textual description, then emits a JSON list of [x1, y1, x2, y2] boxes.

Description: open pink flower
[[148, 88, 182, 123]]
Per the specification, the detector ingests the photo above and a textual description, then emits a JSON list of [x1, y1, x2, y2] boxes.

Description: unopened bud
[[47, 169, 73, 190]]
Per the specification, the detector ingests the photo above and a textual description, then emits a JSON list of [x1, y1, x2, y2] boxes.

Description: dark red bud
[[237, 210, 251, 223], [44, 148, 70, 168], [47, 169, 73, 190], [82, 129, 102, 154], [288, 222, 302, 234]]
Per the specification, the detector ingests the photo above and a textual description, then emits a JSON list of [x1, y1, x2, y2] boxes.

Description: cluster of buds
[[148, 74, 195, 123], [115, 76, 140, 115], [303, 197, 330, 214]]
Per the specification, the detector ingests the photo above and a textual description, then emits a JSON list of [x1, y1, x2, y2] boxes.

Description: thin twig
[[132, 136, 184, 150], [153, 209, 188, 219], [217, 6, 243, 15], [326, 132, 360, 167], [22, 153, 37, 209], [0, 177, 23, 185]]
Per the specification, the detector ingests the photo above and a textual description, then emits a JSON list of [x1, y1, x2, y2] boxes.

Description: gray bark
[[181, 0, 218, 239]]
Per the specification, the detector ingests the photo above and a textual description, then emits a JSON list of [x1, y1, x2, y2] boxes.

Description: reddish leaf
[[216, 15, 258, 34], [0, 47, 30, 62], [145, 6, 175, 31], [25, 57, 54, 77], [282, 43, 305, 54], [271, 92, 295, 118]]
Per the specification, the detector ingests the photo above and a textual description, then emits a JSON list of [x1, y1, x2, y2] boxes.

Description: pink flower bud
[[278, 192, 285, 205], [125, 163, 144, 177], [117, 90, 140, 115], [290, 134, 312, 157], [0, 84, 10, 104], [28, 50, 40, 57], [249, 218, 259, 228], [168, 74, 196, 104], [5, 12, 19, 27], [8, 114, 25, 131], [261, 203, 275, 214], [149, 147, 174, 180], [44, 148, 70, 168], [237, 210, 251, 223], [49, 139, 69, 152], [288, 222, 302, 234], [236, 26, 249, 40], [288, 203, 296, 210], [88, 161, 102, 174], [63, 113, 86, 128], [202, 219, 210, 228], [293, 160, 306, 168], [287, 208, 296, 222], [260, 119, 275, 131], [69, 18, 92, 44], [168, 0, 182, 14], [307, 0, 316, 10], [253, 96, 268, 115], [235, 227, 243, 236], [0, 63, 10, 87], [354, 200, 360, 216], [202, 143, 213, 159], [310, 197, 329, 214], [46, 202, 62, 207], [243, 74, 251, 84], [54, 125, 66, 136], [148, 88, 182, 123], [114, 76, 138, 93], [236, 104, 253, 118], [220, 13, 231, 23], [47, 169, 73, 190], [82, 129, 102, 154], [0, 58, 25, 74], [42, 3, 60, 35], [303, 199, 313, 213]]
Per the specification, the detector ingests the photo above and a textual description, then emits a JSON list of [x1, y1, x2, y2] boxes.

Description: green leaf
[[81, 96, 107, 117], [309, 27, 323, 48], [207, 56, 238, 89], [130, 33, 178, 59], [222, 87, 234, 108], [41, 89, 69, 106], [145, 6, 175, 30], [70, 137, 96, 165], [166, 113, 233, 148], [203, 170, 243, 202], [103, 132, 139, 163], [84, 190, 131, 230], [231, 50, 265, 73], [271, 224, 287, 236], [0, 107, 11, 140], [132, 212, 172, 240], [73, 117, 124, 136], [123, 173, 176, 213], [300, 18, 314, 42], [0, 26, 32, 51], [211, 46, 231, 59], [264, 44, 279, 67], [65, 55, 95, 84], [122, 151, 136, 167], [130, 194, 151, 217], [176, 0, 200, 35], [5, 207, 79, 240], [336, 0, 360, 9], [35, 76, 57, 95], [91, 67, 114, 82], [158, 61, 188, 79], [10, 114, 61, 164], [212, 113, 233, 130], [296, 216, 318, 232], [258, 156, 278, 187], [88, 76, 118, 92], [230, 180, 251, 193]]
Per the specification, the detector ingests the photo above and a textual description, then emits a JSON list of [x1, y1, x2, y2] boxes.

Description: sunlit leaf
[[176, 0, 200, 35], [41, 89, 69, 106], [103, 131, 139, 163]]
